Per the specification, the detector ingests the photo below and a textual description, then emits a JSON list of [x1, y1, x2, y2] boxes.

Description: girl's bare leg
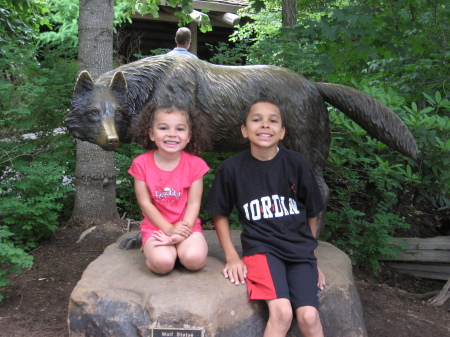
[[176, 232, 208, 271], [264, 298, 293, 337], [295, 306, 324, 337], [143, 237, 177, 274]]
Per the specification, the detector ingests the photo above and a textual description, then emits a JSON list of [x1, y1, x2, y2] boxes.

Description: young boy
[[204, 98, 326, 337]]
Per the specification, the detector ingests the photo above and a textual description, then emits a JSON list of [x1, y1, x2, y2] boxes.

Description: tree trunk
[[69, 0, 119, 226], [282, 0, 297, 27]]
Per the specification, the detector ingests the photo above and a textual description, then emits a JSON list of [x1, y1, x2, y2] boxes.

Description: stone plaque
[[151, 328, 204, 337]]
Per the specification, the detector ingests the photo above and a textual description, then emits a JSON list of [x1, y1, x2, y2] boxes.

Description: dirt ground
[[0, 219, 449, 337]]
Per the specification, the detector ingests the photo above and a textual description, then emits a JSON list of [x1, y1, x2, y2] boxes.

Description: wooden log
[[386, 249, 450, 263], [428, 278, 450, 306], [208, 12, 241, 26], [386, 262, 450, 280], [390, 237, 450, 250], [380, 237, 450, 280]]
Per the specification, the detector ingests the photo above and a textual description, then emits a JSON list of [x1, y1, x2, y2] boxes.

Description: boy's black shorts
[[242, 252, 320, 310]]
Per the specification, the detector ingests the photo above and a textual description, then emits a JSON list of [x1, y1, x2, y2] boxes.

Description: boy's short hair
[[242, 97, 284, 126], [175, 27, 191, 45]]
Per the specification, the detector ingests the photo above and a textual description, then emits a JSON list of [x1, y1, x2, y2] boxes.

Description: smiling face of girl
[[148, 108, 191, 155]]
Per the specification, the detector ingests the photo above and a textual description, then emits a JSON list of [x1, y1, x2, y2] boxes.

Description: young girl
[[128, 102, 210, 275]]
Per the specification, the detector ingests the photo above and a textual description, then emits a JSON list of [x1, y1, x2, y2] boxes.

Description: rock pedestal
[[68, 230, 367, 337]]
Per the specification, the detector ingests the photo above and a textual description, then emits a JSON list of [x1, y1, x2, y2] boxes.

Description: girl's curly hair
[[129, 101, 212, 155]]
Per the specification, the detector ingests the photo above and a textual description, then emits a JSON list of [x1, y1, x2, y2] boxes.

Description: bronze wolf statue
[[66, 55, 417, 233]]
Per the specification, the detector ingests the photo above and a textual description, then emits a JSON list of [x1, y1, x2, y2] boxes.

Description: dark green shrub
[[322, 135, 410, 271], [114, 143, 146, 220], [198, 152, 240, 229], [0, 226, 34, 301], [323, 82, 449, 272], [0, 42, 77, 298]]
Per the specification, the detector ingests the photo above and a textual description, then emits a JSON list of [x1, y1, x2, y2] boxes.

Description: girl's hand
[[152, 231, 186, 246], [317, 266, 326, 290], [169, 221, 193, 238], [152, 231, 173, 246]]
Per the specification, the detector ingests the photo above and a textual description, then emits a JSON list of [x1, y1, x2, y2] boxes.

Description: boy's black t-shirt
[[204, 148, 325, 262]]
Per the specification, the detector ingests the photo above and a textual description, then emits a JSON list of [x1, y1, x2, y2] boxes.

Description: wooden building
[[115, 0, 249, 63]]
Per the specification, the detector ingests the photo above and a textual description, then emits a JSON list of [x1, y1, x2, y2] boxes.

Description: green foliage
[[352, 80, 450, 210], [400, 93, 450, 209], [37, 0, 80, 47], [322, 114, 411, 271], [132, 0, 212, 32], [148, 48, 171, 56], [0, 226, 34, 300], [0, 159, 73, 247], [290, 0, 450, 98], [323, 198, 409, 272], [0, 135, 75, 299], [322, 82, 449, 271], [232, 1, 449, 101], [0, 0, 49, 45], [39, 0, 213, 49], [0, 43, 77, 299], [229, 9, 331, 79], [38, 0, 133, 48], [207, 41, 250, 65], [114, 143, 146, 220], [199, 152, 241, 229]]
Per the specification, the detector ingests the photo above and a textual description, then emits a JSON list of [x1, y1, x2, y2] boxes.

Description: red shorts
[[242, 253, 319, 310], [140, 218, 203, 246]]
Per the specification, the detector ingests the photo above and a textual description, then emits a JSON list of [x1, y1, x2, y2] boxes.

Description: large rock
[[68, 231, 367, 337]]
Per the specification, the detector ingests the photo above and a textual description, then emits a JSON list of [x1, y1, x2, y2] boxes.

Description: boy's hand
[[223, 257, 247, 286], [317, 267, 326, 290]]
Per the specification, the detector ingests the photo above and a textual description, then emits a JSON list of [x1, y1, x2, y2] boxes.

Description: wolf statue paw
[[119, 232, 142, 250]]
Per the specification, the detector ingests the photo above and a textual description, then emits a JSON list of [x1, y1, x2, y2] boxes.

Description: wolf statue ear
[[109, 71, 128, 97], [73, 71, 94, 96]]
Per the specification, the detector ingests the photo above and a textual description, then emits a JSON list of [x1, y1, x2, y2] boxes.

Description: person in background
[[167, 27, 198, 58]]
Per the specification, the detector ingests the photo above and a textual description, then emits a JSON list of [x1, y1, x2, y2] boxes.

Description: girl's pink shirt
[[128, 150, 210, 232]]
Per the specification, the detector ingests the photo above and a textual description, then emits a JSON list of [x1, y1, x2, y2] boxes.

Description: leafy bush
[[0, 156, 74, 248], [352, 80, 450, 210], [198, 152, 241, 229], [114, 143, 145, 220], [0, 226, 34, 301], [0, 42, 77, 298], [400, 92, 450, 209], [291, 0, 450, 97], [207, 41, 250, 65], [322, 134, 410, 271], [322, 82, 449, 271], [228, 9, 331, 79], [0, 134, 75, 299]]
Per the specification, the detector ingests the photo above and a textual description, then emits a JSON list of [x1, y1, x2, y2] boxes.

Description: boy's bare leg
[[295, 306, 324, 337], [176, 232, 208, 271], [264, 298, 293, 337], [143, 237, 177, 274]]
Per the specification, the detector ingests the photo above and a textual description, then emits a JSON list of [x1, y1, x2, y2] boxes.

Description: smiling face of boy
[[241, 101, 286, 160]]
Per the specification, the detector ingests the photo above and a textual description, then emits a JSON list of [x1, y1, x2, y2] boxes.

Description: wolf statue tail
[[315, 82, 418, 159]]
